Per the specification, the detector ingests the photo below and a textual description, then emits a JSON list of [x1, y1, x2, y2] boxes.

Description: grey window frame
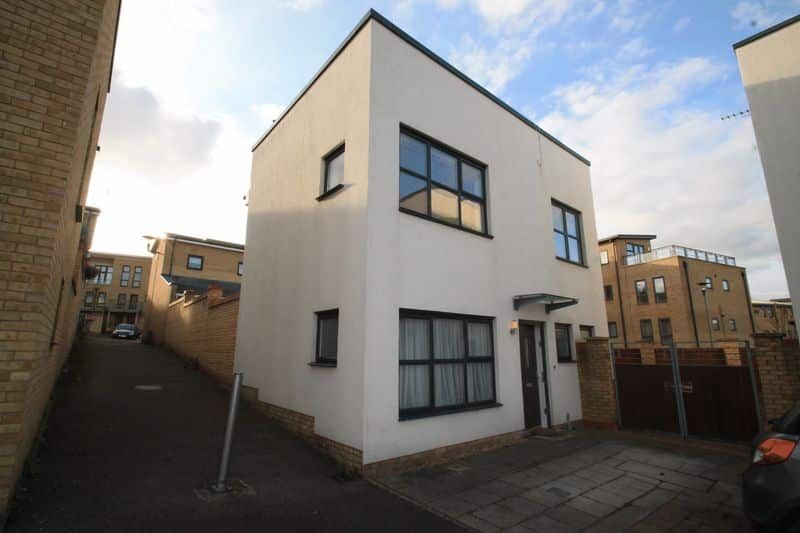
[[321, 143, 345, 198], [658, 318, 673, 345], [187, 255, 204, 271], [600, 250, 609, 265], [608, 322, 618, 338], [626, 243, 646, 256], [604, 284, 613, 301], [728, 318, 737, 331], [552, 200, 584, 265], [640, 319, 654, 342], [635, 279, 649, 304], [653, 276, 667, 303], [399, 127, 489, 237], [555, 323, 573, 363], [314, 309, 339, 366], [711, 317, 720, 331], [237, 261, 243, 276], [129, 294, 139, 310], [90, 264, 113, 285], [704, 277, 713, 289], [97, 291, 106, 305], [722, 279, 730, 292], [117, 293, 126, 306], [398, 309, 497, 420], [120, 265, 131, 287], [132, 266, 143, 288]]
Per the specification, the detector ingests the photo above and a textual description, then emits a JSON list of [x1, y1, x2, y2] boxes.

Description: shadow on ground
[[6, 336, 464, 533]]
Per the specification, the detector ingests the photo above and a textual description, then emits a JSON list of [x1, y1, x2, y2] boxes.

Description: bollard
[[212, 372, 243, 493]]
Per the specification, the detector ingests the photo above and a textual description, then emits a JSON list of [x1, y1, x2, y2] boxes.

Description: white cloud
[[539, 57, 788, 298], [673, 16, 690, 32], [617, 37, 652, 60], [469, 0, 575, 33], [449, 36, 534, 93], [731, 1, 781, 29], [609, 0, 649, 32], [285, 0, 325, 11]]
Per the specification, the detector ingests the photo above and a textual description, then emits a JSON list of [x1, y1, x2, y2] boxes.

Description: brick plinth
[[577, 337, 618, 430], [753, 333, 800, 422]]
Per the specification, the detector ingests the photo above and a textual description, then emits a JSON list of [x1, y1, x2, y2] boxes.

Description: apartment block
[[0, 0, 120, 516], [753, 299, 797, 339], [81, 251, 151, 333], [235, 10, 606, 473], [600, 234, 755, 346], [142, 233, 244, 344]]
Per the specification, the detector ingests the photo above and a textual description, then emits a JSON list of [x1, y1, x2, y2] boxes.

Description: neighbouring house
[[599, 235, 755, 346], [0, 0, 121, 518], [141, 233, 244, 344], [753, 299, 797, 339], [81, 252, 151, 333], [235, 10, 606, 474], [734, 15, 800, 329]]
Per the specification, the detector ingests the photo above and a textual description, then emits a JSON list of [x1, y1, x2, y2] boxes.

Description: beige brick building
[[142, 233, 244, 344], [600, 235, 755, 346], [81, 251, 151, 333], [753, 299, 797, 339], [0, 0, 121, 517]]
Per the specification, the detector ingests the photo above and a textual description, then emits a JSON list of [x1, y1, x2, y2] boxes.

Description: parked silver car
[[111, 323, 140, 340]]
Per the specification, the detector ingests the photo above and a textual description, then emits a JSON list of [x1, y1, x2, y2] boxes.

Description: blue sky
[[88, 0, 800, 298]]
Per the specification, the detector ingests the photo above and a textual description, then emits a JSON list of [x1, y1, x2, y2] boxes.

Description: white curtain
[[434, 364, 464, 406], [433, 319, 464, 359], [399, 318, 430, 409], [468, 322, 491, 357], [400, 318, 429, 360], [468, 363, 493, 402]]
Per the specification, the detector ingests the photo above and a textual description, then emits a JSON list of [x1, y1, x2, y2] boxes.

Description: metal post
[[702, 288, 713, 346], [609, 343, 623, 428], [745, 341, 765, 431], [668, 342, 689, 439], [212, 372, 243, 492]]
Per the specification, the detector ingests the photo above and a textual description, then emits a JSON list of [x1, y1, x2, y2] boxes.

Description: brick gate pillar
[[577, 337, 619, 430], [753, 333, 800, 421]]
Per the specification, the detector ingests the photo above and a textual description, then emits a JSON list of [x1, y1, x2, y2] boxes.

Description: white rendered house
[[235, 10, 607, 470]]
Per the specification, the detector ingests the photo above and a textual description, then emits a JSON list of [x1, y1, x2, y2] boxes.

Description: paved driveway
[[7, 336, 463, 533], [377, 432, 752, 532]]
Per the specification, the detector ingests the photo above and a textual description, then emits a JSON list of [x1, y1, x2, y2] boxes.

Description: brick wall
[[753, 334, 800, 422], [164, 287, 238, 384], [576, 337, 618, 429], [0, 0, 120, 517]]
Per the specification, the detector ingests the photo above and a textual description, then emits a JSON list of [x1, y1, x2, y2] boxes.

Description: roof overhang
[[513, 293, 579, 313]]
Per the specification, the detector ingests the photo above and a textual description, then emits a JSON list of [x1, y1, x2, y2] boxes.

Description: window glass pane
[[430, 147, 457, 189], [400, 133, 427, 175], [431, 186, 459, 225], [326, 150, 344, 189], [460, 197, 484, 233], [461, 163, 483, 198], [399, 366, 429, 409], [399, 171, 428, 215], [553, 233, 567, 259], [468, 323, 492, 357], [433, 318, 464, 359], [565, 211, 578, 237], [318, 316, 338, 360], [556, 325, 571, 361], [434, 364, 465, 407], [608, 322, 618, 337], [568, 237, 581, 262], [654, 277, 665, 294], [467, 362, 493, 402], [188, 256, 202, 269], [552, 205, 564, 231], [600, 251, 609, 265], [399, 318, 430, 360]]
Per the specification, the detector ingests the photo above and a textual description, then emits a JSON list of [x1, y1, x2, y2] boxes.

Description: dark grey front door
[[519, 323, 542, 428]]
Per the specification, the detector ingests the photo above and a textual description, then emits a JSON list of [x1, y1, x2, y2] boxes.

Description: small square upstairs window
[[323, 144, 344, 195], [187, 255, 203, 270], [315, 309, 339, 365]]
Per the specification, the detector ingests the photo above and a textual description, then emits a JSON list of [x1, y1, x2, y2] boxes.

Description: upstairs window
[[117, 293, 126, 307], [97, 292, 106, 306], [604, 285, 614, 301], [132, 266, 143, 288], [84, 291, 94, 306], [704, 277, 713, 289], [640, 319, 654, 342], [89, 265, 113, 285], [711, 317, 720, 331], [635, 280, 649, 304], [626, 243, 645, 256], [653, 276, 667, 303], [728, 318, 737, 331], [187, 255, 203, 271], [399, 129, 487, 235], [129, 294, 139, 310], [237, 262, 243, 276], [722, 279, 730, 292], [600, 251, 609, 265], [555, 323, 573, 362], [315, 309, 339, 365], [552, 201, 584, 265], [659, 318, 673, 345], [322, 144, 345, 196], [608, 322, 618, 338], [120, 265, 131, 287]]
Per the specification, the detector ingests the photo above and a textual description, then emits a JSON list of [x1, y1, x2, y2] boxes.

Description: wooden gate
[[614, 346, 759, 442]]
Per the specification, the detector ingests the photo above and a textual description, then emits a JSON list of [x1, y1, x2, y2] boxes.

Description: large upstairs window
[[399, 129, 488, 235], [552, 201, 584, 265]]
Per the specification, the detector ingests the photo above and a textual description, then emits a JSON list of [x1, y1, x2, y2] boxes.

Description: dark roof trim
[[598, 234, 657, 244], [733, 13, 800, 49], [251, 9, 590, 167], [164, 233, 245, 250]]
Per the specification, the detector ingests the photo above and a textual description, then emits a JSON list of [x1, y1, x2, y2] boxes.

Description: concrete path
[[377, 431, 752, 532], [6, 336, 464, 533]]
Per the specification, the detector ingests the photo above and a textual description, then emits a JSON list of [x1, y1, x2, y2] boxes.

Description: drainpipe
[[614, 251, 628, 348], [683, 260, 700, 347], [742, 270, 757, 339]]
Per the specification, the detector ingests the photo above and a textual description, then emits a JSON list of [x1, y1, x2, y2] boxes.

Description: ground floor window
[[399, 310, 495, 420], [555, 323, 573, 362]]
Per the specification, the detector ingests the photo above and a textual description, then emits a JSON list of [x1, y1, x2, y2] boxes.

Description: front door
[[519, 323, 548, 428]]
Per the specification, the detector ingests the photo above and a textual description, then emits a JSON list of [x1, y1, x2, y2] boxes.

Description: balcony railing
[[82, 303, 143, 313], [623, 245, 736, 267]]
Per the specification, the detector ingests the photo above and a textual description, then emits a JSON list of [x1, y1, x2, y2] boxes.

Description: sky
[[87, 0, 800, 299]]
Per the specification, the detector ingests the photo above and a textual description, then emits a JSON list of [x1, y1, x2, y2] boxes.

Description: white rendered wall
[[361, 22, 607, 464], [736, 22, 800, 324], [234, 25, 373, 451]]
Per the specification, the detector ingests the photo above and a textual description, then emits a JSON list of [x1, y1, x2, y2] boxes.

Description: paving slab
[[473, 504, 528, 528]]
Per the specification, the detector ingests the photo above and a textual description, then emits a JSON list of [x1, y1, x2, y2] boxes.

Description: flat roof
[[598, 234, 657, 244], [251, 9, 590, 166], [145, 233, 245, 251], [752, 299, 793, 306], [733, 13, 800, 49], [88, 251, 151, 260]]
